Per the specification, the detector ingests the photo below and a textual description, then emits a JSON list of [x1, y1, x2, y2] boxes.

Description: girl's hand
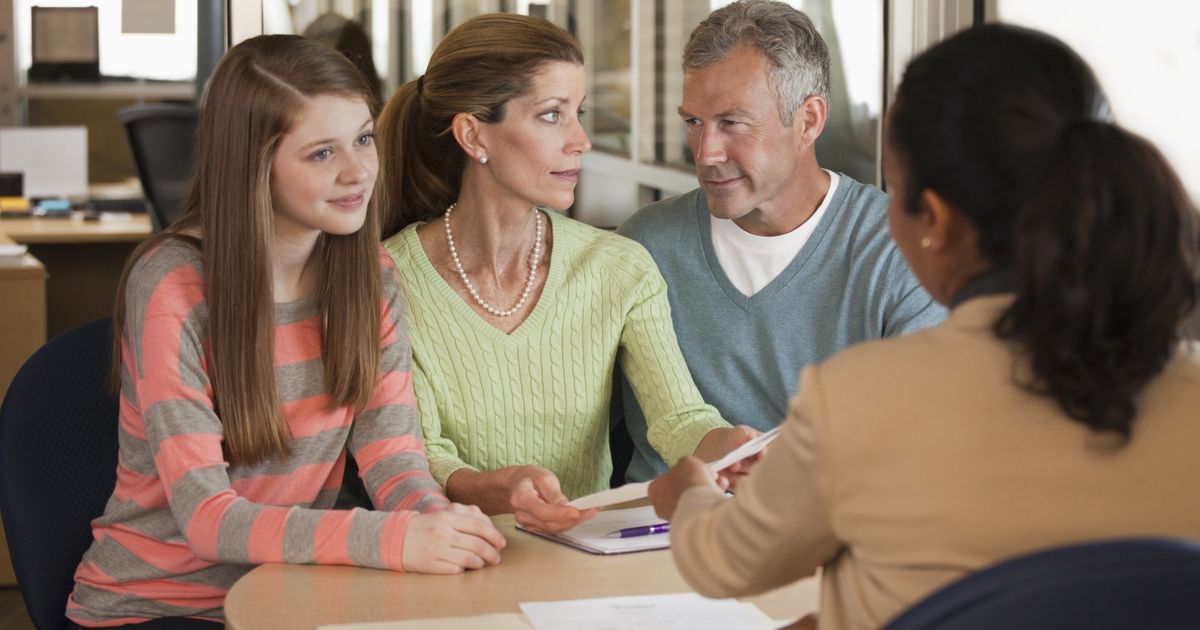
[[401, 503, 506, 574]]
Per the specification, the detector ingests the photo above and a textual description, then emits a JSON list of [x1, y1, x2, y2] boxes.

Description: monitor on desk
[[28, 6, 100, 82], [0, 127, 89, 199]]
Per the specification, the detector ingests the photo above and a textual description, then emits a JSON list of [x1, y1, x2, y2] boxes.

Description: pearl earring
[[479, 155, 488, 165], [920, 237, 932, 249]]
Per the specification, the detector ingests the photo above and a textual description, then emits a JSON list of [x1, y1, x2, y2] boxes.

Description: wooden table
[[225, 514, 818, 629], [0, 213, 152, 336]]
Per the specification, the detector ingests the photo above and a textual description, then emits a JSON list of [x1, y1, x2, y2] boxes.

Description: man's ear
[[451, 112, 487, 163], [795, 95, 828, 147]]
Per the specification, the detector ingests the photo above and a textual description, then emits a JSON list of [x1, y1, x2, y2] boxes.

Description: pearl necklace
[[444, 203, 544, 318]]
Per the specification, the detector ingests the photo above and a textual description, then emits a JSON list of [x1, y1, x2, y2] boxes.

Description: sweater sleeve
[[411, 354, 479, 487], [617, 248, 730, 465], [349, 257, 449, 514], [127, 251, 415, 572], [670, 365, 841, 597]]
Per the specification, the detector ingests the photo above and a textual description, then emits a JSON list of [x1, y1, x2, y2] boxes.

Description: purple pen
[[606, 522, 670, 538]]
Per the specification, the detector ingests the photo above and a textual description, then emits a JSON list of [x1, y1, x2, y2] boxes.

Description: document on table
[[517, 505, 669, 554], [521, 593, 775, 630], [567, 427, 782, 509], [319, 613, 532, 630]]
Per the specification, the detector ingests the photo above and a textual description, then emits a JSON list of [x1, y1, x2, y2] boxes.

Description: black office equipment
[[0, 318, 118, 630], [118, 104, 198, 232], [882, 538, 1200, 630]]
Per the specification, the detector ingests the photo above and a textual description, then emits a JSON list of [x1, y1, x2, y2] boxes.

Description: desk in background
[[0, 232, 44, 587], [0, 213, 151, 337], [225, 513, 818, 629]]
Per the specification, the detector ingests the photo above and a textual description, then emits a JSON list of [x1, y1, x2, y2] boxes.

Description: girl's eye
[[539, 111, 560, 123], [311, 148, 332, 161]]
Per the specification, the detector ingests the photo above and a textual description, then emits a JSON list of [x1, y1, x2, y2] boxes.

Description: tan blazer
[[671, 295, 1200, 630]]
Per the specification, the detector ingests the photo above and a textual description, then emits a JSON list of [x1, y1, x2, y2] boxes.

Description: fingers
[[513, 501, 594, 533], [445, 506, 508, 551], [528, 468, 569, 505]]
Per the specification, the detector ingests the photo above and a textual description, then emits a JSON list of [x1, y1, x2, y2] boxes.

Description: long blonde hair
[[377, 13, 583, 237], [113, 35, 383, 466]]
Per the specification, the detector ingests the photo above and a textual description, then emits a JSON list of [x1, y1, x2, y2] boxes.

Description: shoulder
[[552, 211, 658, 276], [382, 223, 420, 266], [617, 189, 704, 246], [825, 174, 890, 240], [126, 237, 206, 308]]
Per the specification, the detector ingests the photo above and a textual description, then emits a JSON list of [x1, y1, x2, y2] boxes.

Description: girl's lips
[[329, 192, 366, 208]]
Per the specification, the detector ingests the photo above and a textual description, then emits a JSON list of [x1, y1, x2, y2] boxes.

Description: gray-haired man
[[616, 0, 944, 482]]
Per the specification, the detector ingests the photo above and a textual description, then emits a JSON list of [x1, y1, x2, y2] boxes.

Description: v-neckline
[[407, 209, 565, 343], [695, 179, 843, 312]]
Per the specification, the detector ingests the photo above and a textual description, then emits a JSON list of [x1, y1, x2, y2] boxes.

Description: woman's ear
[[451, 112, 488, 163], [919, 188, 956, 251]]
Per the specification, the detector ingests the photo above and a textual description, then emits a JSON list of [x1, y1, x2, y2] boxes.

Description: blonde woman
[[377, 14, 756, 535]]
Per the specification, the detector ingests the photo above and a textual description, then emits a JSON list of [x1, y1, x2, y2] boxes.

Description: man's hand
[[508, 465, 598, 533], [401, 503, 507, 574], [648, 456, 726, 521], [692, 425, 763, 488]]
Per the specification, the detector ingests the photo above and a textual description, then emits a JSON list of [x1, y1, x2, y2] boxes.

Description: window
[[16, 0, 197, 82]]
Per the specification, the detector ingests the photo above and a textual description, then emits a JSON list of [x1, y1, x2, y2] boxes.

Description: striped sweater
[[384, 209, 729, 499], [68, 240, 447, 626]]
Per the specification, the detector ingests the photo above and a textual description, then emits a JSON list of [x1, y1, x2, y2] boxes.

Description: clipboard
[[516, 505, 670, 555]]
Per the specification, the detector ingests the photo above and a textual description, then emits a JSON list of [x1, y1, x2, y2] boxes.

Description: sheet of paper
[[704, 427, 781, 473], [521, 593, 773, 630], [567, 480, 648, 509], [518, 505, 669, 555], [319, 613, 533, 629], [568, 427, 781, 510]]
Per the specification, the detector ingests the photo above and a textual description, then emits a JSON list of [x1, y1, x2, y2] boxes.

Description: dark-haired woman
[[648, 23, 1200, 630]]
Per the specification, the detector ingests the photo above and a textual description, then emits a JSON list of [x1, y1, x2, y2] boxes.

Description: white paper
[[0, 127, 88, 198], [568, 427, 781, 510], [518, 505, 669, 555], [567, 481, 649, 509], [319, 613, 533, 630], [521, 593, 773, 630], [703, 427, 781, 473], [0, 244, 29, 257]]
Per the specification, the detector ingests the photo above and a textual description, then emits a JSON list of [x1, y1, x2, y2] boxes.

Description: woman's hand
[[692, 425, 763, 488], [648, 456, 726, 521], [401, 503, 507, 574], [508, 465, 598, 534]]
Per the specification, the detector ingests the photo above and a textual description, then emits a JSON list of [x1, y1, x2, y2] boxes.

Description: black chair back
[[118, 104, 197, 232], [883, 537, 1200, 630], [0, 318, 119, 630]]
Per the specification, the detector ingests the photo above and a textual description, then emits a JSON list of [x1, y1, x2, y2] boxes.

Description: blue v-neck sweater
[[616, 175, 945, 482]]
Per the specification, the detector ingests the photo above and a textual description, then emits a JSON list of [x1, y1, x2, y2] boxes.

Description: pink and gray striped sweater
[[68, 240, 447, 626]]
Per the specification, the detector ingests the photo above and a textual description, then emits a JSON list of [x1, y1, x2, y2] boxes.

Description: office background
[[0, 1, 1197, 628]]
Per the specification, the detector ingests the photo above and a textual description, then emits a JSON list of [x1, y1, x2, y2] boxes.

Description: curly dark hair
[[888, 24, 1199, 444]]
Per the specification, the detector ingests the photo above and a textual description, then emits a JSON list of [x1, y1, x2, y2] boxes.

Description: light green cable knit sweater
[[384, 209, 728, 499]]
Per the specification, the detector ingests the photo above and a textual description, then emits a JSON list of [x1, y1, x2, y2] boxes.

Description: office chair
[[0, 318, 119, 630], [117, 104, 197, 232], [882, 537, 1200, 630]]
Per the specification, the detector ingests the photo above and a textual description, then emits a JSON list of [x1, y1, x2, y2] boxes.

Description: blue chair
[[882, 538, 1200, 630], [0, 318, 119, 630]]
